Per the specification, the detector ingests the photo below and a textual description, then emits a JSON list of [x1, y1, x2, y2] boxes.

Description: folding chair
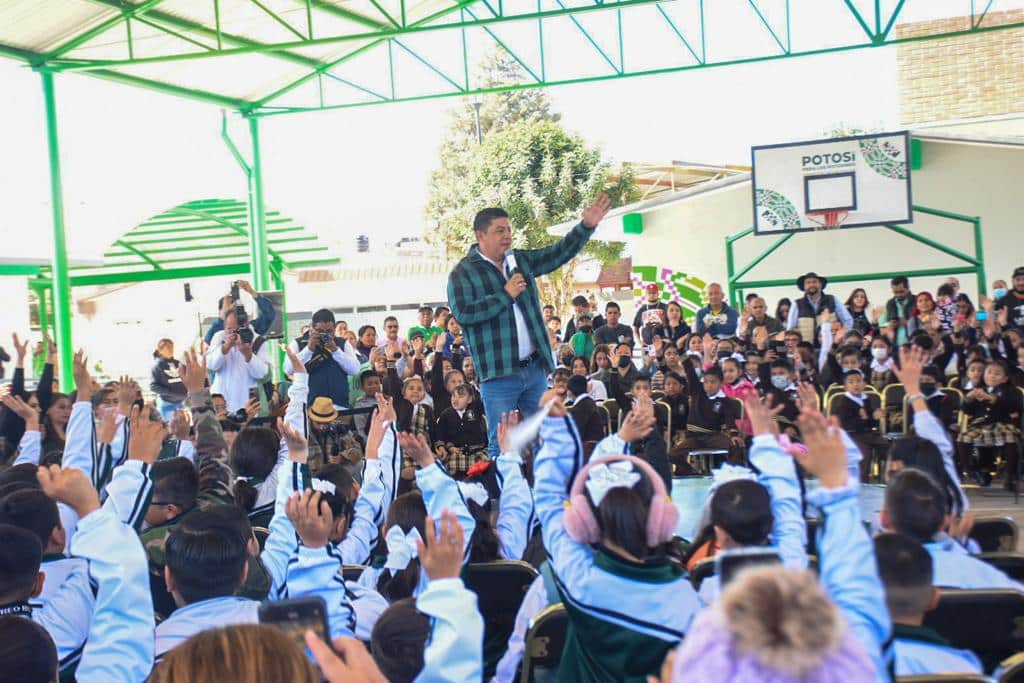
[[976, 553, 1024, 582], [651, 390, 666, 401], [923, 589, 1024, 668], [970, 516, 1019, 553], [688, 558, 716, 590], [252, 526, 270, 552], [519, 604, 568, 683], [601, 399, 620, 435], [342, 564, 367, 583], [464, 560, 539, 678], [882, 383, 907, 437], [995, 651, 1024, 682], [594, 403, 612, 439]]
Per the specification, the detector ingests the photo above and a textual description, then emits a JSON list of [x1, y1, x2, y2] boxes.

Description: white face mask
[[770, 375, 790, 390], [871, 347, 888, 361]]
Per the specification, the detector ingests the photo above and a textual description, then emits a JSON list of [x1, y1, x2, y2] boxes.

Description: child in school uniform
[[672, 359, 743, 473], [721, 358, 757, 437], [957, 360, 1023, 489], [874, 532, 983, 678], [434, 384, 488, 478], [882, 468, 1022, 590], [869, 336, 897, 390], [757, 359, 802, 438], [830, 368, 888, 481], [534, 394, 700, 682]]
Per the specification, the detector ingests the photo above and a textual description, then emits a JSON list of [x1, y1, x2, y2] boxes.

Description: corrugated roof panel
[[0, 0, 114, 53]]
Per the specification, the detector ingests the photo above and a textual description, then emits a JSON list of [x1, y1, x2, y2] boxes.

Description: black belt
[[519, 351, 540, 368]]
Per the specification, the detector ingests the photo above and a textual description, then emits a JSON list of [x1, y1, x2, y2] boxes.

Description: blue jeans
[[157, 398, 184, 422], [479, 355, 549, 460]]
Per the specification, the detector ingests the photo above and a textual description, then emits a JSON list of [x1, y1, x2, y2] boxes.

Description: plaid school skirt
[[958, 420, 1020, 447]]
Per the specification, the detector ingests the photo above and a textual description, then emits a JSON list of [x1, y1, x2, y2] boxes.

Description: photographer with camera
[[202, 279, 277, 345], [285, 308, 361, 409], [205, 306, 271, 413]]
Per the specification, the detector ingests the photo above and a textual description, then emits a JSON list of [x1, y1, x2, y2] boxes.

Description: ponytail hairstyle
[[377, 492, 428, 602], [230, 427, 280, 512], [592, 476, 656, 559], [154, 338, 174, 360], [312, 464, 356, 543], [370, 598, 431, 683]]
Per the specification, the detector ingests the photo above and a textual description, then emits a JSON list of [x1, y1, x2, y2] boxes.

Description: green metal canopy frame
[[1, 0, 1019, 387], [724, 204, 987, 310]]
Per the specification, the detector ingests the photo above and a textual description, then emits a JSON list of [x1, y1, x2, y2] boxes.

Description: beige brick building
[[895, 9, 1024, 125]]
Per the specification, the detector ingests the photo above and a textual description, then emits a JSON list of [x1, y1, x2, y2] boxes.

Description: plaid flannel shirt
[[447, 221, 593, 382]]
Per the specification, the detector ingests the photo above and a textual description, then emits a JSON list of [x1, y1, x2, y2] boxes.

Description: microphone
[[505, 252, 520, 278]]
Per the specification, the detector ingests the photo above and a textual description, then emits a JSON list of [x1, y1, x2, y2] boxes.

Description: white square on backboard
[[806, 173, 856, 213]]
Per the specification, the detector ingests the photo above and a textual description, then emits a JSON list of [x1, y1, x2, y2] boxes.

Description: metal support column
[[40, 72, 75, 391], [247, 117, 271, 291]]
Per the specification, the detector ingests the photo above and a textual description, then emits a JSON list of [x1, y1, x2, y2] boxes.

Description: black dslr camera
[[231, 282, 254, 344], [318, 332, 332, 348]]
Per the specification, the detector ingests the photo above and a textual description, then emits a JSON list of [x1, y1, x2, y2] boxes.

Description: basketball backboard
[[751, 131, 913, 234]]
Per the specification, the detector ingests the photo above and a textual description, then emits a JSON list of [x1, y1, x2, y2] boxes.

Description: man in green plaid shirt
[[447, 194, 612, 458]]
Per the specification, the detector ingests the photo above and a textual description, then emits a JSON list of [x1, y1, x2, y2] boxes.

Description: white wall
[[619, 141, 1024, 316]]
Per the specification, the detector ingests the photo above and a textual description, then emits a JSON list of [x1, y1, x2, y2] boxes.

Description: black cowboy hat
[[797, 272, 828, 292]]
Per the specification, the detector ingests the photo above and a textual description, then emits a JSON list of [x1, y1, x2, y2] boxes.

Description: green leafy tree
[[425, 52, 637, 314]]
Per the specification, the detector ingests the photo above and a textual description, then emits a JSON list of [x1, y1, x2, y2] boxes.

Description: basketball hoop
[[807, 209, 849, 230]]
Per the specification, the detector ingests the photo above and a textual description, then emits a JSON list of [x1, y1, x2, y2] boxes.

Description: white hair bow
[[383, 525, 422, 571], [459, 481, 489, 508], [310, 478, 337, 495], [585, 461, 641, 507]]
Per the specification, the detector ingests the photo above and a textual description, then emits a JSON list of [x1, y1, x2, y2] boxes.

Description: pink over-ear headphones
[[563, 455, 679, 548]]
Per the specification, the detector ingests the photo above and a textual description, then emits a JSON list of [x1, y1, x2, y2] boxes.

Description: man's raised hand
[[581, 192, 612, 229]]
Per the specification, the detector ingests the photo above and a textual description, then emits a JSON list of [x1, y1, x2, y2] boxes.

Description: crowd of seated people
[[0, 265, 1021, 682]]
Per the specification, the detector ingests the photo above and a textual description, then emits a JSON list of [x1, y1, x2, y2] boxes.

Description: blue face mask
[[770, 375, 789, 390], [993, 288, 1007, 300]]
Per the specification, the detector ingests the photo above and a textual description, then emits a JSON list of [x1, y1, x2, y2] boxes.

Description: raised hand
[[277, 417, 309, 464], [794, 413, 848, 489], [37, 464, 100, 518], [581, 192, 612, 229], [618, 405, 656, 443], [95, 406, 119, 445], [539, 389, 566, 417], [117, 375, 140, 416], [397, 431, 435, 468], [286, 490, 332, 549], [497, 411, 520, 454], [170, 409, 191, 441], [796, 382, 822, 416], [285, 345, 306, 375], [11, 333, 28, 366], [743, 393, 782, 437], [2, 393, 38, 429], [72, 349, 93, 401], [375, 393, 396, 425], [180, 349, 208, 395], [44, 333, 57, 365], [891, 346, 925, 395], [417, 509, 466, 580], [127, 404, 166, 464]]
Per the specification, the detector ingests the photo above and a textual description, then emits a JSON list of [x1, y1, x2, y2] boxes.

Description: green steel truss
[[1, 0, 1020, 116], [28, 198, 338, 288], [724, 205, 987, 310]]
